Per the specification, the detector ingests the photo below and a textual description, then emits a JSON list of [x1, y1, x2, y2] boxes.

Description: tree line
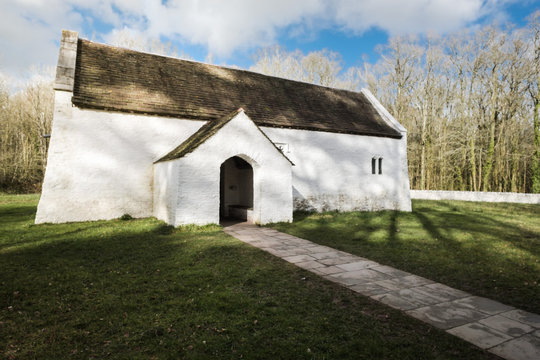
[[251, 14, 540, 193], [366, 21, 540, 193], [0, 70, 54, 192], [1, 14, 538, 193]]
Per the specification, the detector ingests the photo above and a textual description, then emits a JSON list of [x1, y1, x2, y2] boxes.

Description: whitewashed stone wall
[[410, 190, 540, 204], [37, 90, 410, 224], [262, 127, 411, 212], [36, 91, 205, 223], [153, 111, 293, 226], [153, 160, 180, 224]]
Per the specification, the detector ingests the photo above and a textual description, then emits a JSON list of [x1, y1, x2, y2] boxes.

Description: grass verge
[[269, 200, 540, 314], [0, 194, 500, 359]]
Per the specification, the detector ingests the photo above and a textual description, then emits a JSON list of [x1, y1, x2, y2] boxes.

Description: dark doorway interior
[[219, 156, 253, 222]]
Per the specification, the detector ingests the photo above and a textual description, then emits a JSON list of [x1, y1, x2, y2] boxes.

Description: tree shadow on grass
[[412, 210, 462, 252], [0, 202, 496, 360], [388, 210, 399, 244], [0, 203, 36, 226], [417, 200, 540, 257]]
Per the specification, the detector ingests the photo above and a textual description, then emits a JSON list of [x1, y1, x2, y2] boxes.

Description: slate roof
[[156, 108, 294, 164], [71, 38, 402, 139]]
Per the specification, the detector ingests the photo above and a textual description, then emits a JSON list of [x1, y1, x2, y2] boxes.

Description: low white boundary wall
[[410, 190, 540, 204]]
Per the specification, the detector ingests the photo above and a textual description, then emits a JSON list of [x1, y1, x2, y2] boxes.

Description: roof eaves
[[70, 98, 402, 140], [257, 123, 402, 139]]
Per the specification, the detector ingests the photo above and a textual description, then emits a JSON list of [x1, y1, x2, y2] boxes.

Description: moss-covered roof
[[72, 38, 402, 139]]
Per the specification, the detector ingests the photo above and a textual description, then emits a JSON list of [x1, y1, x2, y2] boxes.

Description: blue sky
[[0, 0, 538, 82]]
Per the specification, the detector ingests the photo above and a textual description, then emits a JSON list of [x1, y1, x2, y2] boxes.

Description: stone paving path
[[223, 222, 540, 360]]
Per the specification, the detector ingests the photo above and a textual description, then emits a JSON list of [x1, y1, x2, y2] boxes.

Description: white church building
[[36, 30, 411, 226]]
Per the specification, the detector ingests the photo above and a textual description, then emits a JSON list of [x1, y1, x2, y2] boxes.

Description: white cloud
[[0, 0, 96, 77], [134, 0, 325, 55], [331, 0, 486, 34], [0, 0, 521, 80]]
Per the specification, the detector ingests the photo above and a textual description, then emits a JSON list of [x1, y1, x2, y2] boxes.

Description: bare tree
[[250, 46, 360, 90], [107, 28, 191, 59], [365, 24, 536, 193], [526, 11, 540, 193], [0, 67, 54, 192]]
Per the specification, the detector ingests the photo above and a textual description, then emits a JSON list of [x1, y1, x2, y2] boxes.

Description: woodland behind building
[[1, 14, 539, 193], [0, 71, 54, 193], [251, 16, 540, 194]]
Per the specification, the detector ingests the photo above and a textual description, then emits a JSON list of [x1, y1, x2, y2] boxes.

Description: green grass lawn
[[0, 195, 498, 359], [269, 200, 540, 315]]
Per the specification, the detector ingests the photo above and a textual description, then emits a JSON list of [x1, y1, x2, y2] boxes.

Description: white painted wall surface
[[155, 111, 293, 226], [37, 91, 410, 225], [410, 190, 540, 204], [262, 127, 411, 212], [36, 91, 205, 223], [153, 161, 180, 224]]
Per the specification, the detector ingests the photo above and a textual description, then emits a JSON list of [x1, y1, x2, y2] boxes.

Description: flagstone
[[282, 254, 317, 264], [454, 296, 515, 316], [370, 265, 411, 278], [489, 334, 540, 360], [318, 256, 361, 266], [406, 301, 488, 329], [336, 260, 380, 272], [327, 269, 391, 286], [309, 251, 343, 260], [295, 260, 326, 270], [500, 310, 540, 330], [349, 282, 391, 296], [479, 315, 535, 337], [447, 322, 513, 349]]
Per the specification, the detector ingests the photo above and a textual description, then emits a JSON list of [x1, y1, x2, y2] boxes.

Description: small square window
[[371, 157, 383, 175]]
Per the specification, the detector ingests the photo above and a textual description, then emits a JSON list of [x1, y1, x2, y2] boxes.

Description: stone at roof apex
[[54, 30, 79, 92], [61, 29, 78, 43]]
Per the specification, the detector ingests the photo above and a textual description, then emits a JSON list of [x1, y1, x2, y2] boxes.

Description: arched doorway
[[220, 156, 254, 222]]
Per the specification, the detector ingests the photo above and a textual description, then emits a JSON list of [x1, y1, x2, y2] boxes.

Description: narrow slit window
[[372, 158, 376, 174], [378, 158, 383, 175]]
